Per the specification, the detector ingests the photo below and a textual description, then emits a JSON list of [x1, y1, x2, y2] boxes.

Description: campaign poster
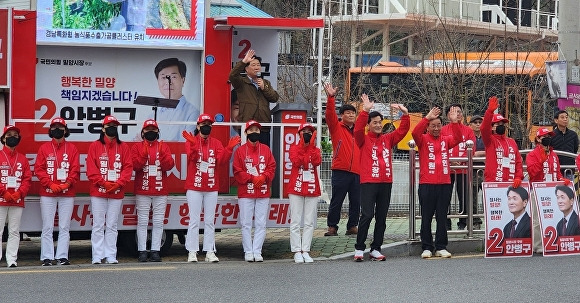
[[545, 60, 568, 99], [484, 182, 533, 258], [36, 0, 205, 48], [532, 182, 580, 256], [36, 45, 201, 142]]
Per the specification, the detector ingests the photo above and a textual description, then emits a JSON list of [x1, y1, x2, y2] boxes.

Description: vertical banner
[[532, 182, 580, 256], [484, 182, 533, 258], [545, 61, 568, 99], [281, 111, 307, 198], [0, 9, 8, 87]]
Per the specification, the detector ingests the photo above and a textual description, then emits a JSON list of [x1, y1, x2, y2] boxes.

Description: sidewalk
[[10, 216, 485, 267]]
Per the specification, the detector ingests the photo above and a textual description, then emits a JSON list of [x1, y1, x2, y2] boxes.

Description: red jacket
[[86, 137, 133, 199], [0, 146, 32, 207], [412, 118, 462, 184], [184, 135, 233, 192], [526, 145, 563, 182], [287, 143, 322, 197], [132, 140, 175, 195], [233, 142, 276, 198], [441, 123, 476, 174], [35, 139, 80, 197], [481, 108, 524, 182], [325, 95, 360, 174], [355, 112, 410, 183]]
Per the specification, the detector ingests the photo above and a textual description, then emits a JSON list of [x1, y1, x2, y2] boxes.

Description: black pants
[[419, 184, 452, 251], [327, 170, 360, 230], [451, 174, 482, 227], [355, 183, 392, 251]]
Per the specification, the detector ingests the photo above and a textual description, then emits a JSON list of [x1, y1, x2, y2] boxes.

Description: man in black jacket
[[550, 110, 579, 179]]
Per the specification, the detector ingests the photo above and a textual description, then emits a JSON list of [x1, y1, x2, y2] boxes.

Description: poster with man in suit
[[483, 182, 533, 258], [532, 182, 580, 256]]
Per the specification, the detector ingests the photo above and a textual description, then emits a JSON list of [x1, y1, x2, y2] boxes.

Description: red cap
[[103, 115, 120, 126], [50, 117, 67, 127], [536, 127, 555, 138], [2, 125, 20, 137], [491, 114, 509, 124], [142, 119, 159, 129], [197, 114, 214, 124], [245, 120, 261, 130], [298, 123, 315, 132]]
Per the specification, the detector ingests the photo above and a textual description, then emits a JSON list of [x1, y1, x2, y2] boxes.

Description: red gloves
[[252, 175, 266, 188], [512, 178, 522, 188], [49, 183, 62, 193], [182, 130, 196, 144], [105, 182, 121, 194], [564, 179, 572, 186], [227, 136, 241, 150], [488, 96, 498, 111], [11, 191, 21, 203], [3, 191, 13, 202], [59, 183, 71, 191]]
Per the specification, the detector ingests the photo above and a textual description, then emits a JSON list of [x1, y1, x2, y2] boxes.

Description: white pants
[[185, 190, 218, 253], [40, 196, 74, 260], [238, 197, 269, 254], [289, 194, 318, 253], [0, 206, 23, 266], [135, 195, 167, 251], [90, 197, 122, 262]]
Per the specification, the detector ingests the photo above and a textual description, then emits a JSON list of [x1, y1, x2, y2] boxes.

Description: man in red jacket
[[412, 107, 462, 259], [35, 117, 80, 266], [86, 115, 133, 265], [481, 96, 524, 185], [323, 83, 361, 236], [352, 94, 409, 261], [132, 119, 175, 262], [0, 125, 32, 268]]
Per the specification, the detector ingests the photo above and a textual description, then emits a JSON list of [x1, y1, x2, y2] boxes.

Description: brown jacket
[[229, 60, 279, 125]]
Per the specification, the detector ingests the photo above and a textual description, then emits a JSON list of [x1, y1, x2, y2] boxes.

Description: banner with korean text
[[484, 182, 533, 258]]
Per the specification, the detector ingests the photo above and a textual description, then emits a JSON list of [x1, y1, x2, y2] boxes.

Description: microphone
[[165, 75, 172, 84], [256, 72, 263, 79]]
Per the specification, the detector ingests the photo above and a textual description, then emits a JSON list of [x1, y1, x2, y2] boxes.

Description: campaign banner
[[36, 0, 204, 48], [546, 60, 568, 99], [557, 84, 580, 108], [532, 182, 580, 256], [484, 182, 533, 258], [36, 45, 201, 142], [20, 197, 291, 232]]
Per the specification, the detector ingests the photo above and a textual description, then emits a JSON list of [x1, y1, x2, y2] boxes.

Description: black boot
[[149, 250, 162, 262], [138, 251, 148, 262]]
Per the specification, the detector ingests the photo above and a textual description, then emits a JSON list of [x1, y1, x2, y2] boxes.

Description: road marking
[[0, 266, 177, 275], [425, 254, 484, 260]]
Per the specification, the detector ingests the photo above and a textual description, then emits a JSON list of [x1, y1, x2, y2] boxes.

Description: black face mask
[[199, 125, 212, 136], [50, 128, 65, 139], [105, 126, 118, 137], [5, 136, 20, 147], [494, 124, 506, 135], [303, 133, 312, 143], [541, 137, 552, 146], [247, 132, 260, 143], [143, 131, 158, 141]]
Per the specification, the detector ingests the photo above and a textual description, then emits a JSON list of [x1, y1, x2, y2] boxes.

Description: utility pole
[[559, 1, 580, 85]]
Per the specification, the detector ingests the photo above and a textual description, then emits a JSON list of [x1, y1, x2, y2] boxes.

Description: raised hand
[[243, 49, 256, 64], [391, 103, 408, 115], [447, 106, 460, 123], [323, 83, 338, 97], [227, 136, 241, 150], [425, 107, 442, 120], [182, 130, 196, 144], [361, 94, 374, 112], [488, 96, 499, 111]]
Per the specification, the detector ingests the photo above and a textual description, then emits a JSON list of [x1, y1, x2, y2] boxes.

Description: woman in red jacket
[[287, 123, 322, 263], [0, 125, 32, 268], [132, 119, 175, 262], [35, 117, 80, 266], [233, 120, 276, 262], [86, 115, 133, 264], [412, 107, 462, 259], [182, 114, 240, 263], [352, 95, 410, 262]]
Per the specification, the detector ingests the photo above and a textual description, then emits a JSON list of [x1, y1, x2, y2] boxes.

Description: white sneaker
[[354, 250, 364, 262], [205, 251, 219, 263], [294, 252, 304, 263], [421, 250, 432, 259], [435, 249, 452, 258], [105, 258, 118, 264], [188, 251, 198, 262], [302, 252, 314, 263], [244, 253, 254, 262], [369, 250, 386, 261], [254, 253, 264, 262]]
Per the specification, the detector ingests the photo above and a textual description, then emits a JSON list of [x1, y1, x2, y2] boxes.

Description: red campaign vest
[[287, 144, 322, 197], [132, 140, 175, 195], [86, 138, 133, 199], [35, 140, 80, 197], [233, 142, 277, 198], [0, 146, 32, 207]]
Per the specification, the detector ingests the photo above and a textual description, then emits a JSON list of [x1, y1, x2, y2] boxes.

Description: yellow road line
[[0, 266, 177, 274]]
